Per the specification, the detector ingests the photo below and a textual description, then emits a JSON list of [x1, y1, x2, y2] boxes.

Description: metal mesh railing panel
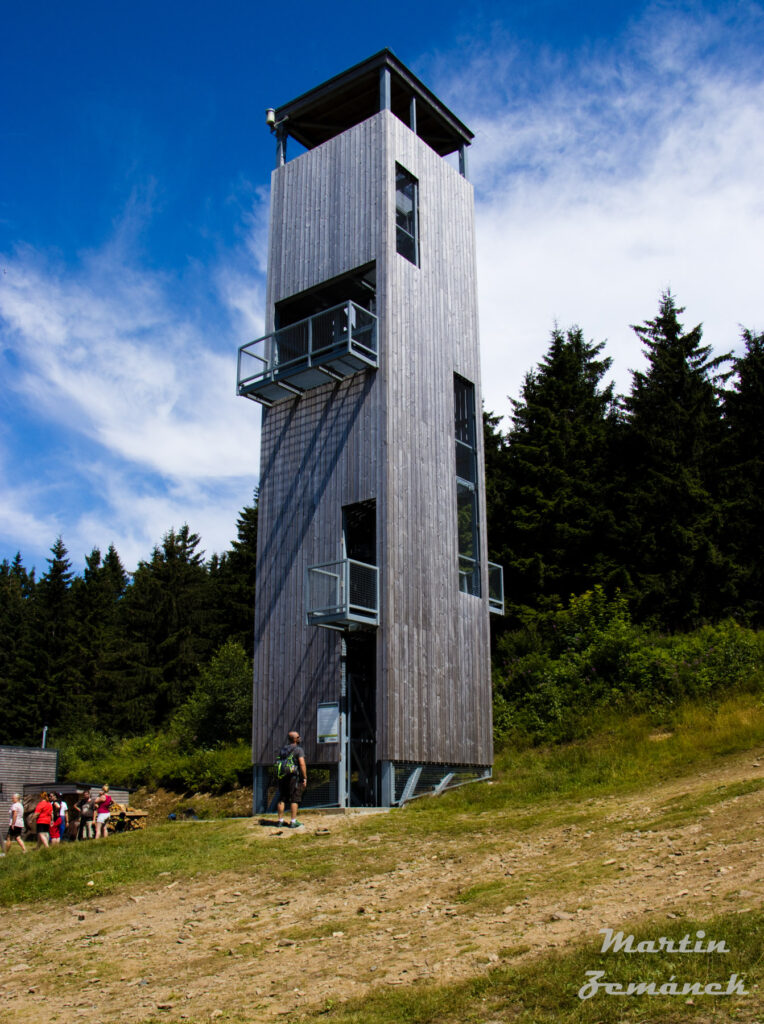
[[311, 307, 348, 353], [261, 765, 339, 812], [350, 307, 377, 356], [301, 766, 339, 809], [307, 562, 342, 616], [307, 559, 378, 620], [348, 560, 378, 613], [274, 321, 309, 366]]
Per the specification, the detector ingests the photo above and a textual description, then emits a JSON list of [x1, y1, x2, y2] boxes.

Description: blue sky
[[2, 1, 763, 573]]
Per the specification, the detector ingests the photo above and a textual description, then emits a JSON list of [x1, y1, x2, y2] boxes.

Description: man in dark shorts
[[276, 730, 307, 829]]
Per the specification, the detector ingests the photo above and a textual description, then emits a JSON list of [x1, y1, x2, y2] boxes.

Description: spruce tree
[[209, 495, 259, 655], [720, 329, 764, 624], [64, 544, 129, 735], [501, 326, 618, 622], [121, 524, 213, 726], [620, 292, 727, 628], [0, 554, 38, 743], [483, 410, 510, 568], [172, 639, 253, 750], [30, 537, 75, 735]]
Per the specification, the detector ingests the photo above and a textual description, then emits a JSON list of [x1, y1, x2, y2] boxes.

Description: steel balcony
[[237, 301, 377, 406], [306, 558, 379, 629]]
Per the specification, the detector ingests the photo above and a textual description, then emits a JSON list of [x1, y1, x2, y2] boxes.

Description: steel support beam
[[276, 127, 287, 168], [458, 143, 470, 180], [379, 761, 394, 807], [399, 765, 423, 804], [252, 765, 269, 814], [433, 772, 455, 796], [338, 637, 348, 807], [379, 67, 391, 111]]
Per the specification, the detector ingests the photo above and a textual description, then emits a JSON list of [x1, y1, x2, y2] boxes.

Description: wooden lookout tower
[[237, 50, 504, 810]]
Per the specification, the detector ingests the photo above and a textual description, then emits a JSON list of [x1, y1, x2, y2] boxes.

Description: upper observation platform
[[267, 49, 473, 168]]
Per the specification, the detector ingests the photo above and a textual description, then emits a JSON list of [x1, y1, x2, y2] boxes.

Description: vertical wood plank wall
[[252, 111, 492, 769], [253, 117, 384, 766], [0, 746, 59, 830], [381, 115, 492, 765]]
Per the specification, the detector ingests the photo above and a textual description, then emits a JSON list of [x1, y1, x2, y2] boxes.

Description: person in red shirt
[[49, 793, 62, 844], [34, 792, 53, 848]]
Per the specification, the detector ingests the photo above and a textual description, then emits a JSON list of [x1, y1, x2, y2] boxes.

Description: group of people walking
[[3, 785, 114, 855]]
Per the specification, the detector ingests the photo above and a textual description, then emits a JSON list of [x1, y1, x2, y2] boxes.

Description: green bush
[[54, 641, 254, 793], [493, 588, 764, 747], [170, 640, 253, 751], [56, 730, 252, 793]]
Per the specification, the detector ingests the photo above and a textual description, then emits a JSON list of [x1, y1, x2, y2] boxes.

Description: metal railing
[[458, 555, 481, 598], [307, 557, 379, 628], [488, 561, 504, 615], [458, 557, 504, 614], [237, 301, 377, 403]]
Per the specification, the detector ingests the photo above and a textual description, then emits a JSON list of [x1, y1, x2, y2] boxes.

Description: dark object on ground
[[168, 808, 199, 821]]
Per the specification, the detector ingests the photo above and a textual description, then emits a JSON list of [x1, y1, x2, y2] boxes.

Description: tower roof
[[272, 49, 473, 157]]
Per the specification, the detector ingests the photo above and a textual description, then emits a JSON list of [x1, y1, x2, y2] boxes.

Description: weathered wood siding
[[0, 745, 58, 835], [253, 110, 492, 769], [380, 115, 492, 764], [253, 117, 385, 766], [266, 116, 383, 322]]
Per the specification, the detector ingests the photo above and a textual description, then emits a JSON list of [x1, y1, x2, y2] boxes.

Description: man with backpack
[[275, 730, 307, 829]]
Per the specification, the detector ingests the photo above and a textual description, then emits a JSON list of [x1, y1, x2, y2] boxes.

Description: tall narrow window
[[395, 164, 419, 265], [454, 375, 481, 596]]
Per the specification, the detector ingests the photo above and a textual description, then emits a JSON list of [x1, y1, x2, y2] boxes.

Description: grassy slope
[[301, 908, 762, 1024], [2, 693, 762, 1024]]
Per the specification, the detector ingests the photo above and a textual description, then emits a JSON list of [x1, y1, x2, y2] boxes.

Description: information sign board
[[317, 702, 340, 744]]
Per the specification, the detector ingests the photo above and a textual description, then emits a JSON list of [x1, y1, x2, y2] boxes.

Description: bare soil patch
[[1, 750, 762, 1023]]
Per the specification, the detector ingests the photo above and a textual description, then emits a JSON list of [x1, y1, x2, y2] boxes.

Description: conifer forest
[[2, 293, 763, 750]]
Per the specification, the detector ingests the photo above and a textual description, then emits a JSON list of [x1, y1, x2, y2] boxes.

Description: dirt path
[[1, 750, 762, 1023]]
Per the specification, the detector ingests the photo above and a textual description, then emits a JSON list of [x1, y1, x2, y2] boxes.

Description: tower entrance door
[[346, 634, 377, 806], [342, 499, 377, 806]]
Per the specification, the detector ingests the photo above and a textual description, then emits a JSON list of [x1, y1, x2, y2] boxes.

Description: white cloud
[[1, 252, 260, 480], [0, 470, 60, 563], [216, 184, 271, 342], [0, 203, 265, 570], [434, 5, 764, 421], [67, 468, 257, 571]]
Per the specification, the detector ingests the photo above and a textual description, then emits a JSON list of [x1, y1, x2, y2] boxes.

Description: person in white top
[[4, 794, 27, 854], [59, 796, 69, 841]]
